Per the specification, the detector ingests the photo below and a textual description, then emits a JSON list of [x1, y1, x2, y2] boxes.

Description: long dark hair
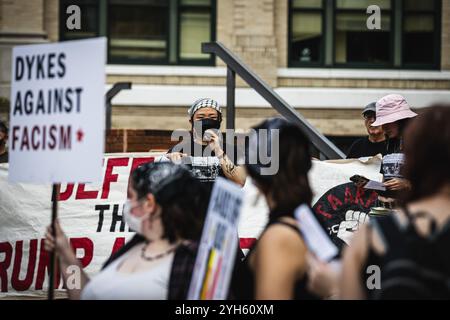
[[397, 118, 411, 137], [0, 120, 7, 136], [131, 162, 208, 243], [384, 118, 413, 152], [245, 118, 313, 220], [401, 105, 450, 204]]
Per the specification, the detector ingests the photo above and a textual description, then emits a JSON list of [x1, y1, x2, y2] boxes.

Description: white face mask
[[123, 199, 146, 234]]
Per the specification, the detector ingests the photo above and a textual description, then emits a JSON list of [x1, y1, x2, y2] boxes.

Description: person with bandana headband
[[44, 162, 209, 300], [165, 98, 246, 190], [0, 120, 8, 164]]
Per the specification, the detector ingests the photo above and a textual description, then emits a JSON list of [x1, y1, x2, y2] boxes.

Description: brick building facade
[[1, 0, 450, 153]]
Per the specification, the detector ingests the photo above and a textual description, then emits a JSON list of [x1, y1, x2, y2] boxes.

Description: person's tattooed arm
[[206, 129, 246, 186], [218, 152, 246, 187]]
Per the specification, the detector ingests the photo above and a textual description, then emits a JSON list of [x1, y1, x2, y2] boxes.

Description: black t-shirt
[[0, 151, 8, 164], [377, 138, 404, 198], [167, 135, 240, 192], [380, 153, 405, 180], [167, 136, 246, 261], [346, 137, 389, 159], [379, 138, 403, 178]]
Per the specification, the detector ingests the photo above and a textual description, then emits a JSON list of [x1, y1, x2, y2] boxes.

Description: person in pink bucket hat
[[372, 94, 418, 208], [372, 94, 418, 135]]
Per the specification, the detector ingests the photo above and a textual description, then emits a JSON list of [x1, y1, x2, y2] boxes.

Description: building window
[[335, 0, 392, 66], [289, 0, 324, 66], [59, 0, 216, 65], [288, 0, 441, 69], [403, 0, 440, 67], [108, 0, 168, 63], [179, 0, 213, 63], [59, 0, 99, 40]]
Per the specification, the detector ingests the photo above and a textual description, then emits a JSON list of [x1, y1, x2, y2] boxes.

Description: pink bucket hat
[[371, 94, 417, 127]]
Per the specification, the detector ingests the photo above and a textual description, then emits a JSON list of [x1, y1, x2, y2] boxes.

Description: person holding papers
[[372, 94, 417, 207], [340, 106, 450, 299], [231, 118, 319, 300], [45, 162, 208, 300]]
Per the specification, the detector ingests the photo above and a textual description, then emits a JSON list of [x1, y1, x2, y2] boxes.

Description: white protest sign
[[295, 204, 338, 262], [188, 177, 243, 300], [8, 37, 106, 183]]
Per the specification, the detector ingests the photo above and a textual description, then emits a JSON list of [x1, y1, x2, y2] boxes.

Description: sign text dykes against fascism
[[11, 52, 84, 152]]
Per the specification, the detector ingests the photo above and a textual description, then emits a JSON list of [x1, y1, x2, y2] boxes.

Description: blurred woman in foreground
[[231, 118, 319, 300], [45, 162, 208, 300]]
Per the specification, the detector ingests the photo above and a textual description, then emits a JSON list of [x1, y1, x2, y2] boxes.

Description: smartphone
[[350, 175, 370, 185], [203, 131, 213, 142], [203, 129, 220, 142]]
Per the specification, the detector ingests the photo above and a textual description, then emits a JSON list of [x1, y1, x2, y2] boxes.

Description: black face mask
[[192, 118, 221, 138]]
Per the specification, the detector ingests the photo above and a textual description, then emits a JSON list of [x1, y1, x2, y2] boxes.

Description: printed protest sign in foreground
[[8, 37, 106, 183]]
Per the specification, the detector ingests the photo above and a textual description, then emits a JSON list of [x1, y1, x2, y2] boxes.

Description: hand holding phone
[[350, 175, 369, 188], [350, 175, 387, 192], [203, 130, 213, 142]]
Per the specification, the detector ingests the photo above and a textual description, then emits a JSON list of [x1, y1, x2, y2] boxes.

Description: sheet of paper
[[295, 204, 339, 262], [364, 180, 386, 191]]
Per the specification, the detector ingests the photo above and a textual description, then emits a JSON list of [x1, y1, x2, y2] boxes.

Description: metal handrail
[[105, 82, 132, 130], [202, 42, 345, 160]]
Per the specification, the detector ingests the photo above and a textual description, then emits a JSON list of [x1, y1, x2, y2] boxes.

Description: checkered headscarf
[[188, 98, 221, 118]]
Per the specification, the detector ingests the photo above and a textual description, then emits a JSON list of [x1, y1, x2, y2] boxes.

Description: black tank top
[[362, 211, 450, 299], [230, 217, 319, 300]]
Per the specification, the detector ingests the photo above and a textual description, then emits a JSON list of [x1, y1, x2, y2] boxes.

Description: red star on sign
[[76, 128, 84, 142]]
